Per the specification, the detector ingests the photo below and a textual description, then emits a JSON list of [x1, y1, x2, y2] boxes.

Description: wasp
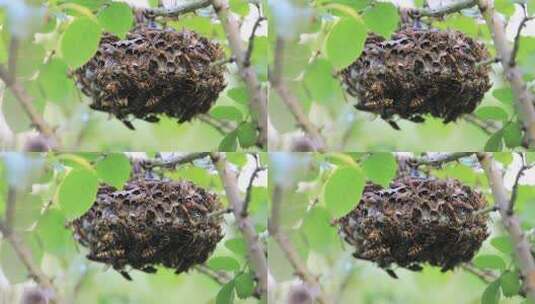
[[408, 245, 423, 257], [142, 247, 157, 259]]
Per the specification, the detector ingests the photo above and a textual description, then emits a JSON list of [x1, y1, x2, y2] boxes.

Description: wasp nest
[[69, 179, 224, 280], [336, 176, 489, 273], [74, 26, 226, 129], [340, 27, 491, 129]]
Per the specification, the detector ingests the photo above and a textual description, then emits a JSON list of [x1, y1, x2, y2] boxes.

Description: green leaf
[[207, 256, 241, 272], [326, 17, 367, 69], [38, 58, 73, 102], [361, 153, 396, 187], [58, 168, 99, 219], [493, 87, 513, 104], [216, 281, 235, 304], [98, 2, 134, 39], [319, 0, 371, 11], [301, 206, 339, 253], [225, 238, 247, 257], [481, 280, 501, 304], [490, 236, 513, 255], [61, 17, 102, 68], [210, 106, 243, 122], [473, 255, 506, 271], [234, 272, 255, 299], [500, 271, 521, 297], [303, 59, 338, 102], [495, 0, 515, 16], [475, 106, 509, 121], [324, 166, 365, 218], [503, 122, 522, 148], [485, 131, 504, 151], [227, 87, 249, 105], [493, 152, 513, 166], [229, 0, 249, 16], [237, 122, 257, 148], [95, 154, 131, 189], [226, 153, 247, 167], [363, 2, 399, 38], [219, 131, 238, 152], [36, 209, 72, 256]]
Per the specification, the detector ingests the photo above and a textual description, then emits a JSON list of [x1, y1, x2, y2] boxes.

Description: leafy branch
[[478, 152, 535, 301], [270, 37, 327, 152], [210, 152, 269, 300], [210, 0, 268, 149], [269, 184, 332, 304], [0, 187, 61, 304]]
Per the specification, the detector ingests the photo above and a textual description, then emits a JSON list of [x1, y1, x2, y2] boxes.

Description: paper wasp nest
[[74, 26, 226, 129], [69, 179, 224, 280], [340, 27, 491, 129], [336, 176, 489, 273]]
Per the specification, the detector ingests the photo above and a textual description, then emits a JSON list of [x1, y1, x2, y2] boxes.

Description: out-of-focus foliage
[[268, 0, 532, 151], [0, 152, 267, 304], [269, 152, 535, 303], [0, 0, 267, 151]]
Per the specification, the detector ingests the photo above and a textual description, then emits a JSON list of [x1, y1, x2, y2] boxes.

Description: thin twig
[[472, 205, 499, 216], [270, 37, 326, 151], [8, 37, 18, 80], [461, 262, 498, 283], [198, 114, 236, 135], [269, 184, 332, 304], [211, 0, 268, 148], [463, 114, 500, 135], [242, 163, 266, 217], [140, 152, 209, 169], [244, 15, 266, 67], [478, 152, 535, 302], [211, 152, 269, 301], [194, 264, 232, 285], [510, 5, 533, 67], [509, 154, 533, 214], [143, 0, 211, 17]]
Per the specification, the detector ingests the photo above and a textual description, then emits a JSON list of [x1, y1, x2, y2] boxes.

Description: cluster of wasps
[[335, 175, 489, 278], [340, 26, 491, 130], [74, 25, 227, 130], [69, 179, 224, 280]]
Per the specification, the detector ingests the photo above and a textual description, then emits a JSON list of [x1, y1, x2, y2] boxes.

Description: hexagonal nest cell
[[336, 176, 489, 273], [340, 27, 491, 129], [69, 178, 224, 280], [74, 26, 227, 130]]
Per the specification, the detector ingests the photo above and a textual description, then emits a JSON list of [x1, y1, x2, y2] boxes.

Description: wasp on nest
[[335, 175, 489, 277], [69, 178, 224, 280], [74, 22, 227, 130], [340, 15, 491, 130]]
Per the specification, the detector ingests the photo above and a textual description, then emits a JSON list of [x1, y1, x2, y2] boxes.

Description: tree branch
[[478, 152, 535, 302], [0, 66, 58, 144], [461, 262, 498, 284], [509, 154, 533, 214], [198, 114, 236, 135], [463, 114, 500, 135], [210, 152, 268, 300], [242, 161, 265, 217], [194, 264, 232, 286], [143, 0, 211, 17], [244, 15, 266, 68], [268, 184, 332, 304], [410, 152, 475, 167], [140, 152, 210, 170], [477, 0, 535, 148], [0, 187, 60, 303], [405, 0, 477, 17], [270, 37, 326, 152], [510, 4, 533, 67], [210, 0, 268, 148]]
